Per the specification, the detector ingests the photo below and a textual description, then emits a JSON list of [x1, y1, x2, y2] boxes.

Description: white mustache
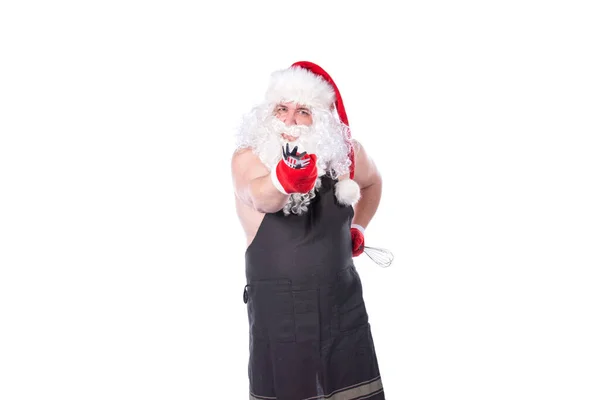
[[270, 118, 311, 138]]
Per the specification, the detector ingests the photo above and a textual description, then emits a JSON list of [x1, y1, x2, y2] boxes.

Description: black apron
[[244, 174, 385, 400]]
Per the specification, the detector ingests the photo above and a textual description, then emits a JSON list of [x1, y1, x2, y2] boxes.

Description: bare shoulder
[[231, 148, 268, 246], [231, 148, 269, 196], [231, 147, 267, 176], [351, 139, 381, 188]]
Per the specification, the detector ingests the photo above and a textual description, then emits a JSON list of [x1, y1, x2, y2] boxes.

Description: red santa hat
[[265, 61, 360, 206]]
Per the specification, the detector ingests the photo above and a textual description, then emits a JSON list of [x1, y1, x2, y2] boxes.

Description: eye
[[276, 105, 288, 113], [298, 109, 311, 116]]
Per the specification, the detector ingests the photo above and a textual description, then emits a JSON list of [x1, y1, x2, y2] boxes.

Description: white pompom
[[335, 179, 361, 206]]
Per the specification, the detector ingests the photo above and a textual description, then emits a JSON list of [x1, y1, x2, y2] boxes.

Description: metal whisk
[[363, 246, 394, 268]]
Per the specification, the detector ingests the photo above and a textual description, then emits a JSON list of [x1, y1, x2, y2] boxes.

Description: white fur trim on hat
[[265, 66, 335, 110], [335, 179, 360, 206]]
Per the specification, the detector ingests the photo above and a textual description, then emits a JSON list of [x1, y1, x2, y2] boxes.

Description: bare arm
[[351, 140, 383, 229], [231, 148, 290, 213]]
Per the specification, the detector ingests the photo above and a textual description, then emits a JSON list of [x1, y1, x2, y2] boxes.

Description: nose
[[283, 110, 297, 126]]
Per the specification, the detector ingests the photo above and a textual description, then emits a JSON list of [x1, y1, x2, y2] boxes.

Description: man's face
[[238, 99, 349, 176], [274, 102, 313, 142]]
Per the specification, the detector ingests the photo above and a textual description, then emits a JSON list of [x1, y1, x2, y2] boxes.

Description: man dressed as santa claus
[[232, 61, 385, 399]]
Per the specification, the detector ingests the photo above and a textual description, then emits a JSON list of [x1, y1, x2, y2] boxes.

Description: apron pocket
[[246, 279, 296, 343], [336, 267, 369, 332]]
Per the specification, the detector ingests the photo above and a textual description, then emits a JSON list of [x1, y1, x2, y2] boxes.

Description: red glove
[[271, 144, 318, 194], [350, 225, 365, 257]]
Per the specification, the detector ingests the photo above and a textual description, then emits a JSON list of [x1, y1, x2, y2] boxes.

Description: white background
[[1, 1, 599, 399]]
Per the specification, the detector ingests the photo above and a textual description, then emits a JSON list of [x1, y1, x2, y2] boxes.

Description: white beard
[[257, 118, 329, 177], [235, 104, 352, 215]]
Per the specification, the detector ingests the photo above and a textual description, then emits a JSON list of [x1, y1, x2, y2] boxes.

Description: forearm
[[352, 179, 382, 229], [247, 174, 290, 213]]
